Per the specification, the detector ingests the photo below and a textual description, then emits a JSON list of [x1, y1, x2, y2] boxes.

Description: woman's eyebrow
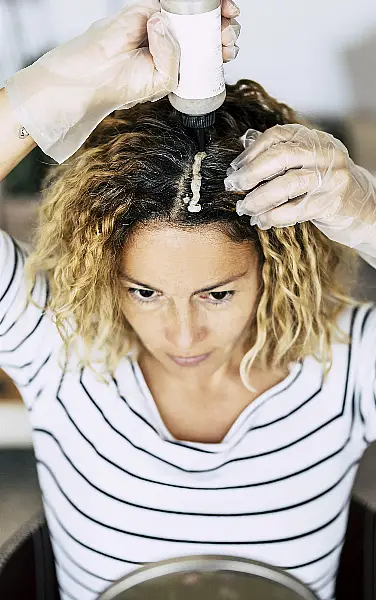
[[120, 270, 249, 295]]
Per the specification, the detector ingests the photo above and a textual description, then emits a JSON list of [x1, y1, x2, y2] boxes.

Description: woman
[[1, 1, 376, 600]]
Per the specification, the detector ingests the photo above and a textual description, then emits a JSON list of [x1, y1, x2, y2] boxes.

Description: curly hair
[[23, 79, 366, 391]]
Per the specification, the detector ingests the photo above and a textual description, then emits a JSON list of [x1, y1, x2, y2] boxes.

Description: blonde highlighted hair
[[23, 79, 366, 391]]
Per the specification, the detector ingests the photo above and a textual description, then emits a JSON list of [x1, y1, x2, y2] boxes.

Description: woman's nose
[[166, 304, 206, 352]]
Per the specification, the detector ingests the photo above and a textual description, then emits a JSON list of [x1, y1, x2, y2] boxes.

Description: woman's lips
[[168, 353, 210, 366]]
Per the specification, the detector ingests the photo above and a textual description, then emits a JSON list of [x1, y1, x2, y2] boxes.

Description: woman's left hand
[[224, 124, 376, 260]]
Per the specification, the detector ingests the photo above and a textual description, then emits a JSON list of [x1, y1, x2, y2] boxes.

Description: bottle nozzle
[[195, 128, 206, 152], [180, 112, 216, 152]]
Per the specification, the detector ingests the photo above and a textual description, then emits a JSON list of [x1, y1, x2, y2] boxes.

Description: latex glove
[[221, 2, 241, 63], [5, 0, 240, 164], [224, 124, 376, 267]]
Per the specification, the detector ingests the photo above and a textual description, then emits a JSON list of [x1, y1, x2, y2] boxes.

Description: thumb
[[147, 14, 180, 99]]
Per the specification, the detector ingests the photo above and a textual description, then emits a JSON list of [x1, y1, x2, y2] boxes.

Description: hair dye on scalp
[[183, 152, 207, 213]]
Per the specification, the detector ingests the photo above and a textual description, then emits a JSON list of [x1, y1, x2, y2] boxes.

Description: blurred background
[[0, 0, 376, 550]]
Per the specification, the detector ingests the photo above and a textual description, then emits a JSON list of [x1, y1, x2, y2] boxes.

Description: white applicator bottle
[[160, 0, 226, 151]]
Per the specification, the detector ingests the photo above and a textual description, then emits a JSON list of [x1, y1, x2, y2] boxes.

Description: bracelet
[[18, 126, 30, 139]]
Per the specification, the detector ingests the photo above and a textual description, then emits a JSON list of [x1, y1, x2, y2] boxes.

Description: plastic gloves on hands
[[5, 0, 240, 164], [225, 124, 376, 267], [6, 0, 178, 164]]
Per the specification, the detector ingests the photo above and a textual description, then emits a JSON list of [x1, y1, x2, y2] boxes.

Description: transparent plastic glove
[[5, 0, 180, 164], [224, 124, 376, 267], [4, 0, 240, 165]]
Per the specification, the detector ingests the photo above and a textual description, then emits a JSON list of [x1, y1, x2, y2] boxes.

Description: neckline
[[130, 357, 303, 452]]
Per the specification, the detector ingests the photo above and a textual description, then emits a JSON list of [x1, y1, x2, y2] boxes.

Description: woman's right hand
[[5, 0, 179, 164], [5, 0, 241, 166]]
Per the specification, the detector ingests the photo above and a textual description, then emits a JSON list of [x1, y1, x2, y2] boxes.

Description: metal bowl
[[97, 554, 319, 600]]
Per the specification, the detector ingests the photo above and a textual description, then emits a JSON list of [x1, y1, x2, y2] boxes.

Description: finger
[[252, 196, 311, 230], [107, 0, 161, 51], [252, 189, 339, 229], [237, 169, 320, 217], [223, 44, 240, 63], [230, 124, 304, 170], [147, 15, 180, 97], [251, 182, 343, 230], [239, 128, 263, 149], [116, 0, 161, 22], [221, 0, 241, 18], [221, 17, 241, 46], [225, 141, 342, 193]]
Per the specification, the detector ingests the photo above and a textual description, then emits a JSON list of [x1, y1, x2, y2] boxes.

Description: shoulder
[[335, 302, 376, 344]]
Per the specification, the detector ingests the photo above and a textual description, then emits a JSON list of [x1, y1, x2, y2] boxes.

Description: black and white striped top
[[1, 229, 376, 600]]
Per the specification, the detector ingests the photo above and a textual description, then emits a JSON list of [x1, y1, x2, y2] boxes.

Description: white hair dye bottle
[[160, 0, 226, 150]]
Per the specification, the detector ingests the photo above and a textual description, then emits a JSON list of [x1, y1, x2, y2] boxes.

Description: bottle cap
[[181, 112, 216, 129]]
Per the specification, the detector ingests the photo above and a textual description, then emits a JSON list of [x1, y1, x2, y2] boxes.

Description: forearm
[[0, 87, 37, 182], [353, 169, 376, 267]]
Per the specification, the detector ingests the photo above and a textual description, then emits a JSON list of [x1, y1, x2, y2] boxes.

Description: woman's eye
[[127, 288, 236, 306], [206, 291, 236, 305], [128, 288, 158, 303]]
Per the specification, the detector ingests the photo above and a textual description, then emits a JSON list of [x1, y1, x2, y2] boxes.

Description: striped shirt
[[1, 228, 376, 600]]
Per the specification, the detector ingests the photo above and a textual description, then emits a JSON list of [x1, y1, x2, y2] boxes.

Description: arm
[[0, 87, 37, 182]]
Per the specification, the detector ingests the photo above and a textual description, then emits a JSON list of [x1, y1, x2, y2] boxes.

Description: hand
[[5, 0, 240, 165], [221, 0, 241, 62], [224, 124, 376, 261]]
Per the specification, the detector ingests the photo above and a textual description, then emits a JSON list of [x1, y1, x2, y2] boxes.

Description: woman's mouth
[[168, 353, 210, 366]]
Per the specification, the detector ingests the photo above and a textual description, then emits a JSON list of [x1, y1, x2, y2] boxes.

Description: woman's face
[[120, 224, 262, 384]]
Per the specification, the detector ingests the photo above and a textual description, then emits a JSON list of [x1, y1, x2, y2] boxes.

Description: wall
[[1, 0, 376, 117], [225, 0, 376, 116]]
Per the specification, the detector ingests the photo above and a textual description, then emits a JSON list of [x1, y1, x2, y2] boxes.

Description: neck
[[138, 345, 256, 398]]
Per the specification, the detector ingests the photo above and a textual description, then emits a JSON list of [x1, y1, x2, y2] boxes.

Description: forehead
[[121, 224, 257, 288]]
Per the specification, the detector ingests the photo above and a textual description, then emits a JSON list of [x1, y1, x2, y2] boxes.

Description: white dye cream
[[183, 152, 207, 213]]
